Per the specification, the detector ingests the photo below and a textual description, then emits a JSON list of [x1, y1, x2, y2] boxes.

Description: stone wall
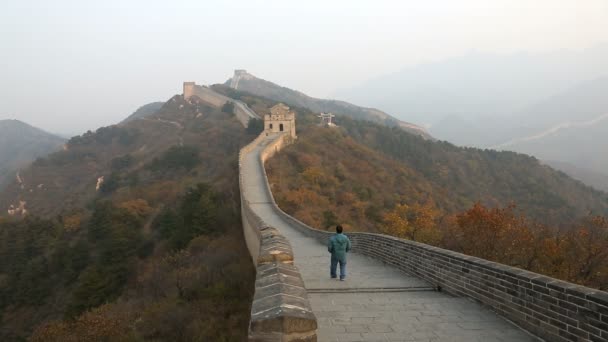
[[257, 141, 608, 342], [239, 133, 317, 342], [183, 82, 258, 127]]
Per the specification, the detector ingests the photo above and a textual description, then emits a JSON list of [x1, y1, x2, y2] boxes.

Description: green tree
[[246, 118, 264, 135], [221, 101, 235, 115]]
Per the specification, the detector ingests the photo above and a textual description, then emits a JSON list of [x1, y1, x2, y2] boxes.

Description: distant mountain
[[121, 102, 164, 123], [0, 120, 65, 188], [336, 45, 608, 126], [544, 160, 608, 192], [488, 77, 608, 184], [222, 70, 432, 138]]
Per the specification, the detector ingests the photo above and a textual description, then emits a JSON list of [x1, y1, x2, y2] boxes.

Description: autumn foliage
[[380, 202, 440, 245]]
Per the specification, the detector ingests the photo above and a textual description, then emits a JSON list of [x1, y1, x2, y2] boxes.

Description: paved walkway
[[243, 134, 536, 342]]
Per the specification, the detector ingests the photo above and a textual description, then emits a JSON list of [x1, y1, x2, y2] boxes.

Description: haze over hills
[[335, 46, 608, 191], [431, 77, 608, 190], [0, 120, 65, 188], [335, 44, 608, 127], [222, 70, 432, 139]]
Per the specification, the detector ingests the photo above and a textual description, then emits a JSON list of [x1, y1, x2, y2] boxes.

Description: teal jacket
[[328, 233, 352, 261]]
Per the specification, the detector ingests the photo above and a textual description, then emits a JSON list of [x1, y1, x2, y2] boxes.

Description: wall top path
[[241, 133, 537, 342]]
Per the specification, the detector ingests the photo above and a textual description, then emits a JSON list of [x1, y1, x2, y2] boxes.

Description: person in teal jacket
[[328, 225, 352, 281]]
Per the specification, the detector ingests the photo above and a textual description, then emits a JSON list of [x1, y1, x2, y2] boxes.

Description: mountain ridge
[[222, 70, 432, 139]]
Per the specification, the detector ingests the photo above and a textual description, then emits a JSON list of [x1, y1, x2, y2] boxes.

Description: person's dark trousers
[[330, 255, 347, 280]]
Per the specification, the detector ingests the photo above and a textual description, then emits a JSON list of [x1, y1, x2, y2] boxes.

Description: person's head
[[336, 225, 343, 234]]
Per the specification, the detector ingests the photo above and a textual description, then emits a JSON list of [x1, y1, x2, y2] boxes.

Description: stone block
[[250, 295, 317, 334]]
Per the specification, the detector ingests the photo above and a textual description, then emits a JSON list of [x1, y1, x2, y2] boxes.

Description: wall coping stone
[[240, 133, 317, 341]]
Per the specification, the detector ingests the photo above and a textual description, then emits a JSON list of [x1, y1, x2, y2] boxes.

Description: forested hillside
[[0, 95, 256, 341], [268, 117, 608, 228], [266, 116, 608, 289]]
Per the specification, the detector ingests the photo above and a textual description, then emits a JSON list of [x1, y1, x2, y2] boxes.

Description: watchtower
[[265, 103, 296, 139], [230, 69, 249, 89], [183, 82, 196, 99], [318, 112, 336, 126]]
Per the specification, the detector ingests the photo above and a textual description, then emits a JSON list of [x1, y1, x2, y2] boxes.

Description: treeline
[[0, 183, 253, 341], [379, 202, 608, 290]]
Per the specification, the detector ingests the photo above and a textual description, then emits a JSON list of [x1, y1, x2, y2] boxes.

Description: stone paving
[[243, 134, 537, 342]]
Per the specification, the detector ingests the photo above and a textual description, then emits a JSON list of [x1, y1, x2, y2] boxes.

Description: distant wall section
[[183, 82, 258, 127]]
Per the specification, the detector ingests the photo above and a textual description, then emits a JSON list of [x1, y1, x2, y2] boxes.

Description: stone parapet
[[239, 133, 317, 341]]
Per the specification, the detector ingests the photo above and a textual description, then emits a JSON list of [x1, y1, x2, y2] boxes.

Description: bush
[[147, 146, 201, 172], [221, 101, 235, 115], [246, 118, 264, 135], [110, 154, 134, 171]]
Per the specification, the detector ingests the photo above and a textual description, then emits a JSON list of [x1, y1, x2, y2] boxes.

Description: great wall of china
[[184, 80, 608, 342]]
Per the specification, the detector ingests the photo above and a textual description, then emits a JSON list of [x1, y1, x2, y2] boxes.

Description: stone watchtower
[[183, 82, 196, 99], [265, 103, 297, 139], [229, 69, 249, 89]]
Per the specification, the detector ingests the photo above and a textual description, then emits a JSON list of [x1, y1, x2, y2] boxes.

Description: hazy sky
[[1, 0, 607, 135]]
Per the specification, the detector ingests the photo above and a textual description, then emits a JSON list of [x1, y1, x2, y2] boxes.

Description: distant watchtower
[[183, 82, 196, 99], [318, 112, 336, 126], [265, 103, 296, 139], [230, 69, 249, 89]]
